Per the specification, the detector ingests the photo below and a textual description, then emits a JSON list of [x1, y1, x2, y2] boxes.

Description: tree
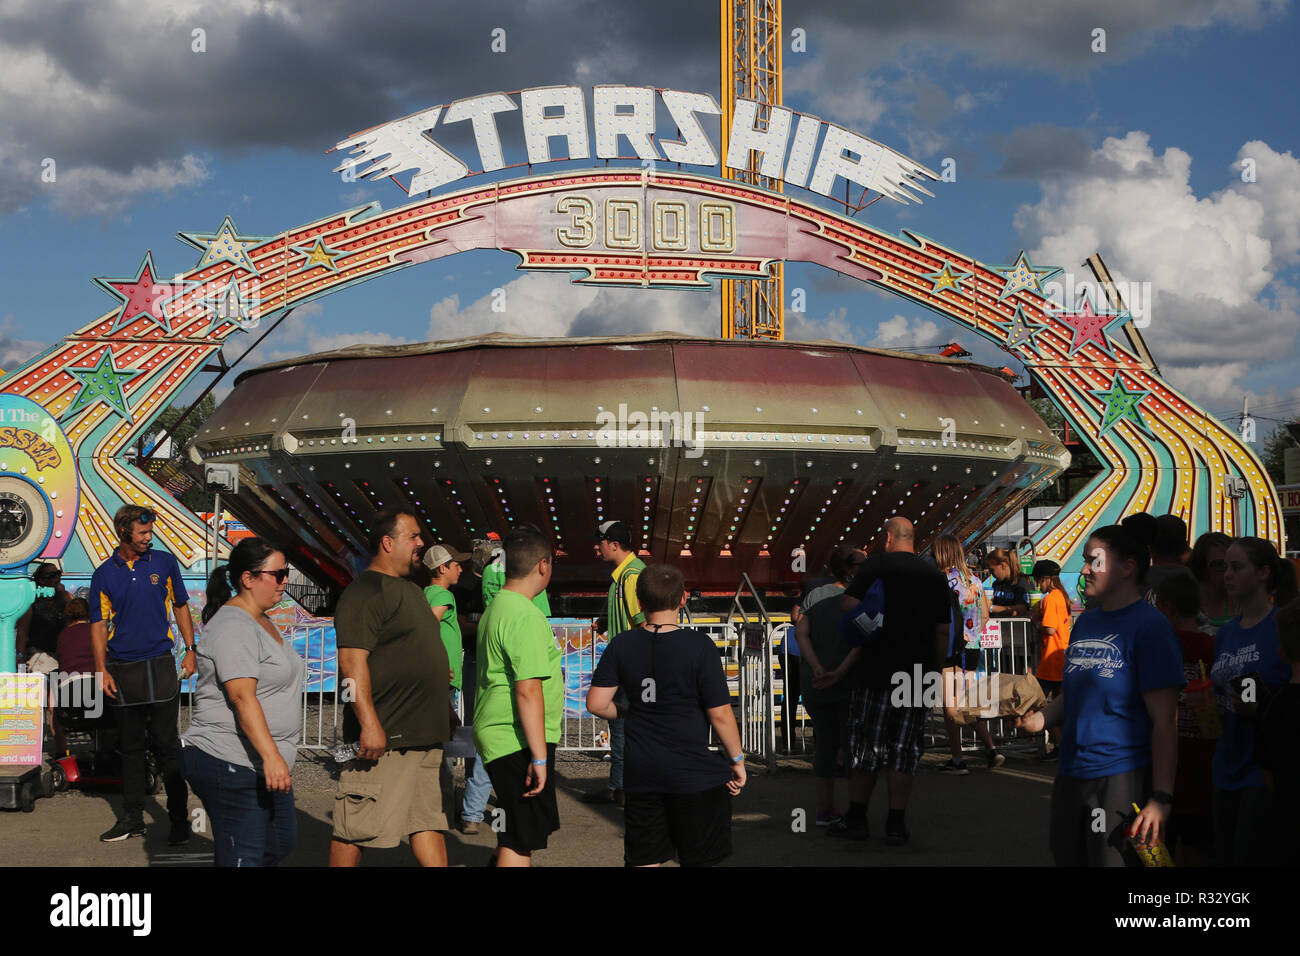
[[1262, 423, 1298, 486], [141, 395, 217, 512]]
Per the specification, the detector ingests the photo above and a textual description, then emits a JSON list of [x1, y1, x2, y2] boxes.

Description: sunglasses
[[251, 568, 291, 583]]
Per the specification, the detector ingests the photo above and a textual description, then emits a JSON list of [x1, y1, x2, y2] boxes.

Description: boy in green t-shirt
[[422, 543, 471, 693], [472, 526, 562, 867]]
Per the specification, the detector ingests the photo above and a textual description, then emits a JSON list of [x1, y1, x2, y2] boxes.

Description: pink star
[[1057, 294, 1128, 357]]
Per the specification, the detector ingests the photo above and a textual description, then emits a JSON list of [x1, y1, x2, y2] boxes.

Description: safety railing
[[925, 616, 1047, 754]]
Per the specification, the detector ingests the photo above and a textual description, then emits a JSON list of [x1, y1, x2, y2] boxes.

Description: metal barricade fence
[[925, 616, 1046, 753]]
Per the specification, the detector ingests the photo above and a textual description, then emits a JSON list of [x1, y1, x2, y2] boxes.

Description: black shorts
[[1038, 679, 1062, 697], [624, 785, 732, 867], [485, 743, 560, 854], [943, 648, 982, 671]]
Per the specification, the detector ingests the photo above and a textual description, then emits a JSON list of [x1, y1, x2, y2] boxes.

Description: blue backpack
[[839, 578, 886, 648]]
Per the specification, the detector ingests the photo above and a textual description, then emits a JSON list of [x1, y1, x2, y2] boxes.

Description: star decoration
[[991, 252, 1061, 302], [93, 252, 173, 334], [202, 279, 259, 335], [177, 217, 270, 274], [1091, 375, 1152, 437], [292, 238, 343, 272], [922, 261, 973, 296], [998, 305, 1047, 355], [1055, 290, 1132, 357], [64, 348, 137, 422]]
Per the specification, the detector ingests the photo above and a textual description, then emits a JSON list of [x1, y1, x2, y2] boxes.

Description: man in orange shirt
[[1032, 559, 1072, 759]]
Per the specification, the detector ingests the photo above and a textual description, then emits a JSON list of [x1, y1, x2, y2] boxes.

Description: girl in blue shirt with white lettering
[[1016, 524, 1184, 866], [1210, 536, 1297, 866]]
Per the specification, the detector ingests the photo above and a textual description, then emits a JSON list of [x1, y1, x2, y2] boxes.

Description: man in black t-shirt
[[827, 517, 951, 846], [587, 564, 746, 866]]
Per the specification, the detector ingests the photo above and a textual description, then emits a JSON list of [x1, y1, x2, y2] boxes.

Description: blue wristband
[[730, 753, 744, 764], [531, 758, 547, 766]]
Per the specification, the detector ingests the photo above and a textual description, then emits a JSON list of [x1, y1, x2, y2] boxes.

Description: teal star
[[997, 305, 1047, 355], [178, 216, 271, 274], [1091, 375, 1152, 437], [990, 252, 1062, 302], [64, 349, 137, 422], [922, 260, 973, 296]]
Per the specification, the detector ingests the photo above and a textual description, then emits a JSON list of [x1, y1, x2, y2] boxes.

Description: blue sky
[[1, 0, 1297, 433]]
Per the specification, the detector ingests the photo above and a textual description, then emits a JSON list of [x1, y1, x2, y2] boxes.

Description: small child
[[586, 564, 745, 866], [1256, 596, 1300, 862], [1154, 573, 1216, 861]]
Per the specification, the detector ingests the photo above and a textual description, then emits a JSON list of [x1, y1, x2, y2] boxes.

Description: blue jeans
[[462, 753, 493, 822], [181, 745, 296, 867]]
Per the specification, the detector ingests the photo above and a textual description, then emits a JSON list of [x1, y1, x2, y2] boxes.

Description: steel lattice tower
[[720, 0, 784, 340]]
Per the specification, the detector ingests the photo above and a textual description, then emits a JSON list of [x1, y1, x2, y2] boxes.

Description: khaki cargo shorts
[[332, 746, 454, 848]]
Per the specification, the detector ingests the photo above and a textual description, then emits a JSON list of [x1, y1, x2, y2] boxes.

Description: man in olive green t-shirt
[[330, 509, 453, 868], [473, 526, 562, 867]]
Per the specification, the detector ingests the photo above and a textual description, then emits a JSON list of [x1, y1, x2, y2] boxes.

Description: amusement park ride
[[0, 1, 1283, 629]]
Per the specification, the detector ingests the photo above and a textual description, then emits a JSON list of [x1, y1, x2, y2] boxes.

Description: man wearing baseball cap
[[423, 544, 472, 695], [583, 520, 646, 806]]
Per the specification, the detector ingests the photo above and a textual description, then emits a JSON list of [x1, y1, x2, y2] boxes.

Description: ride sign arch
[[0, 84, 1281, 579]]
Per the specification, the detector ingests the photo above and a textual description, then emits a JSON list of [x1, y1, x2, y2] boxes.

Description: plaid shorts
[[847, 686, 927, 775]]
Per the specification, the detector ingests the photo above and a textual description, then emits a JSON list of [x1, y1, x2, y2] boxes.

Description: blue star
[[178, 217, 271, 274], [990, 252, 1062, 302]]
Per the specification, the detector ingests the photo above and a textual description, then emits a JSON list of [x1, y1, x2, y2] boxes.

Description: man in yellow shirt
[[583, 520, 645, 806]]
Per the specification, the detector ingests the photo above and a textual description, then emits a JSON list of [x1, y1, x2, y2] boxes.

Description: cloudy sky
[[1, 0, 1297, 431]]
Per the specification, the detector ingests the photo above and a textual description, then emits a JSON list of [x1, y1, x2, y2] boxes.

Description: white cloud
[[869, 314, 940, 349], [427, 273, 718, 341], [1013, 130, 1300, 408], [48, 155, 210, 217]]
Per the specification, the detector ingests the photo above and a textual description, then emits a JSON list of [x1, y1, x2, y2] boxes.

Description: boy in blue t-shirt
[[586, 564, 745, 867]]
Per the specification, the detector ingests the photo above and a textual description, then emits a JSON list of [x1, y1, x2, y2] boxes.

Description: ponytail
[[202, 564, 234, 624], [201, 537, 279, 624]]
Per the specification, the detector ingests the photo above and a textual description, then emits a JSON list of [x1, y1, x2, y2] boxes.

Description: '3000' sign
[[554, 195, 736, 253]]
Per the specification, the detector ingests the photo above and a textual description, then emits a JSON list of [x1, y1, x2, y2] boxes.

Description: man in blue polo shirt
[[90, 504, 197, 844]]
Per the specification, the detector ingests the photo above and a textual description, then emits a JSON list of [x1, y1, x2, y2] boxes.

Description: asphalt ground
[[0, 743, 1057, 867]]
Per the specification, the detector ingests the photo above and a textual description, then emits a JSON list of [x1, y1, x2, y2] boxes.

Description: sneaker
[[458, 819, 481, 835], [987, 749, 1007, 769], [885, 822, 911, 846], [938, 759, 970, 776], [100, 818, 146, 843], [168, 819, 191, 846], [825, 818, 869, 841], [815, 809, 843, 827]]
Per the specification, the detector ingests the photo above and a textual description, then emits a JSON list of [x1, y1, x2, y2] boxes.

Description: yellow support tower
[[720, 0, 784, 340]]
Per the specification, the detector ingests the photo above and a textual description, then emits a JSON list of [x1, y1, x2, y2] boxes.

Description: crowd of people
[[20, 501, 1300, 868]]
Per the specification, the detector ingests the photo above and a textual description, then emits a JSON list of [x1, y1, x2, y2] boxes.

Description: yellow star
[[293, 239, 343, 272]]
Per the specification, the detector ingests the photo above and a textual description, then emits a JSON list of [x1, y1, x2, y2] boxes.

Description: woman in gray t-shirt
[[181, 538, 304, 866]]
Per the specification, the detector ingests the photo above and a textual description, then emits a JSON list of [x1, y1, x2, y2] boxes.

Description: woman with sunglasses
[[182, 538, 304, 866]]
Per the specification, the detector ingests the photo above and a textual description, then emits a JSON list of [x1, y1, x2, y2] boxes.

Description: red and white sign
[[980, 621, 1003, 649]]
